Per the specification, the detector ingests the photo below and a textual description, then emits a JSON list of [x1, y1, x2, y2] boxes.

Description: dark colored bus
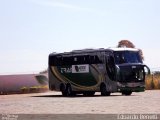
[[48, 48, 150, 96]]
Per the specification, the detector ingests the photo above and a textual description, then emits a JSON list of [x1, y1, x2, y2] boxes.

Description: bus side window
[[84, 55, 90, 64], [50, 56, 63, 66], [62, 57, 73, 65], [89, 55, 95, 64], [73, 55, 86, 65], [49, 56, 54, 66], [57, 56, 63, 66], [95, 55, 102, 64], [89, 55, 102, 64]]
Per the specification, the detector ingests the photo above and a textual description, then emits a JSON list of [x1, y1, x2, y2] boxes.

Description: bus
[[48, 48, 150, 96]]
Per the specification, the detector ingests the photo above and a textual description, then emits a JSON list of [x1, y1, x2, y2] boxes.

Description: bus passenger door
[[105, 52, 116, 81], [103, 52, 117, 92]]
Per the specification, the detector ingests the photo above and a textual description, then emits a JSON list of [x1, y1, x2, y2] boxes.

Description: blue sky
[[0, 0, 160, 74]]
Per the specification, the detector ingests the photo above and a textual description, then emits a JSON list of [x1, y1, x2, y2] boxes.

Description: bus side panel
[[49, 64, 118, 93], [49, 64, 105, 92]]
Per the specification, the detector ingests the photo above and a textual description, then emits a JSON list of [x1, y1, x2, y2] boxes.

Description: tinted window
[[49, 54, 102, 66], [114, 51, 142, 64]]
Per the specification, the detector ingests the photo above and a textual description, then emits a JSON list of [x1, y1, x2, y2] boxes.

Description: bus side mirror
[[144, 65, 151, 75]]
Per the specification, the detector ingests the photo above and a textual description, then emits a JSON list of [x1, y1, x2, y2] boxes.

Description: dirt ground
[[0, 90, 160, 114]]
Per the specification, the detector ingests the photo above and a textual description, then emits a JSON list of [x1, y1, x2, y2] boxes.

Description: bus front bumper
[[117, 82, 145, 92], [118, 87, 145, 92]]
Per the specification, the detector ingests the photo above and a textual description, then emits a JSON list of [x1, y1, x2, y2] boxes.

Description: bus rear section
[[48, 52, 105, 96]]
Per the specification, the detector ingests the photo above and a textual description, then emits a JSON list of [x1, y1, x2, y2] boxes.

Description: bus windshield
[[114, 51, 142, 64]]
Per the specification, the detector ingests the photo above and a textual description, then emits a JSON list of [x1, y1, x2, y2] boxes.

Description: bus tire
[[122, 91, 132, 96], [100, 84, 111, 96], [60, 84, 67, 96], [66, 84, 73, 96]]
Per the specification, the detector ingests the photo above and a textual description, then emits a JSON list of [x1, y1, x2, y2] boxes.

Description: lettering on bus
[[60, 64, 89, 73], [60, 68, 72, 73]]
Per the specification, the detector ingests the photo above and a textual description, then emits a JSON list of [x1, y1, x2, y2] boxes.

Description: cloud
[[30, 0, 91, 11], [29, 0, 106, 17]]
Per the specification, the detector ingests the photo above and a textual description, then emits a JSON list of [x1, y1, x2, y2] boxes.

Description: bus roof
[[49, 47, 139, 56], [108, 47, 139, 51]]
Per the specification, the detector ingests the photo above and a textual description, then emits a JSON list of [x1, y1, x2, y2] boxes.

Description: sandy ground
[[0, 90, 159, 115]]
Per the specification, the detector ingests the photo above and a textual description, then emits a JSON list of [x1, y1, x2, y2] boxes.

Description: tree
[[117, 40, 144, 60], [117, 40, 135, 48], [138, 48, 144, 60]]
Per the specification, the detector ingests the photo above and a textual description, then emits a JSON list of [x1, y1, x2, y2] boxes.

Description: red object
[[0, 74, 45, 93]]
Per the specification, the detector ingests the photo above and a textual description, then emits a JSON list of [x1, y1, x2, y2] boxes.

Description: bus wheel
[[122, 91, 132, 96], [83, 91, 95, 96], [66, 84, 73, 96], [100, 84, 111, 96], [60, 84, 67, 96]]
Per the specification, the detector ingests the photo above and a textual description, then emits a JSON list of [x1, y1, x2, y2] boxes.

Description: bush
[[21, 87, 29, 93], [145, 74, 160, 90]]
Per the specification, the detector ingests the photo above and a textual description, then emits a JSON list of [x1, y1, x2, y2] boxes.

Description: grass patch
[[20, 85, 49, 94], [145, 74, 160, 90]]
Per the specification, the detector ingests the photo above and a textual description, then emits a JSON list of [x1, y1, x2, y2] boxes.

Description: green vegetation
[[20, 87, 30, 93], [20, 85, 48, 93]]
